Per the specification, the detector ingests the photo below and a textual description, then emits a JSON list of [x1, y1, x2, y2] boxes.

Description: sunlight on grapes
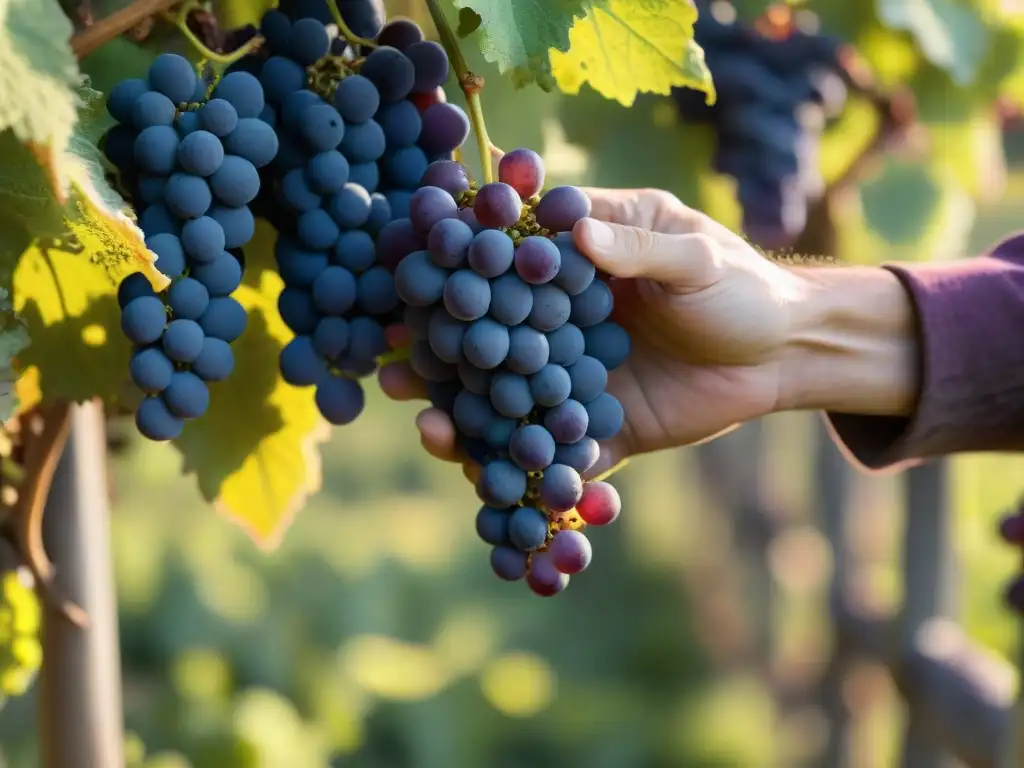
[[170, 648, 232, 702], [478, 651, 555, 717], [339, 634, 452, 701]]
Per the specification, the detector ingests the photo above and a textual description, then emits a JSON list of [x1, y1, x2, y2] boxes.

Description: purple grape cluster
[[999, 501, 1024, 614], [103, 54, 277, 441], [386, 149, 630, 597]]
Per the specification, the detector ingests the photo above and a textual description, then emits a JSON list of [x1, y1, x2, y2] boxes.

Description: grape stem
[[325, 0, 378, 49], [591, 458, 628, 484], [423, 0, 497, 184], [165, 1, 264, 69], [69, 0, 180, 58]]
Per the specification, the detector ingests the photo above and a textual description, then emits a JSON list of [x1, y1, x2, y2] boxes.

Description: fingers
[[414, 408, 480, 484], [573, 218, 720, 291], [378, 361, 428, 401]]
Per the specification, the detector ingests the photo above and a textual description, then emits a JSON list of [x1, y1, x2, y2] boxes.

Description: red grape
[[473, 182, 522, 228], [514, 235, 561, 284], [549, 529, 592, 574], [1000, 511, 1024, 545], [534, 185, 592, 233], [498, 148, 545, 199], [527, 550, 569, 596], [576, 481, 620, 526], [411, 85, 446, 113]]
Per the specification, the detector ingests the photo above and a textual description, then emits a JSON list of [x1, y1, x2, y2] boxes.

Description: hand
[[379, 187, 814, 478]]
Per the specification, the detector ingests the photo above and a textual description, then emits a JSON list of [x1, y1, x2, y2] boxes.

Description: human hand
[[379, 187, 813, 478]]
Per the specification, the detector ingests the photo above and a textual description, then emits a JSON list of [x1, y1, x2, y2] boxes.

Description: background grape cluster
[[104, 54, 277, 441], [389, 150, 631, 596], [673, 0, 847, 251]]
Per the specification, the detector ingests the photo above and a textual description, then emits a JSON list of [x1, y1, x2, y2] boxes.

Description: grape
[[279, 289, 318, 334], [162, 319, 205, 363], [381, 146, 428, 187], [458, 360, 492, 396], [407, 41, 449, 92], [384, 190, 413, 218], [498, 148, 545, 199], [347, 316, 387, 362], [192, 337, 235, 381], [164, 173, 212, 219], [394, 250, 447, 306], [178, 130, 224, 176], [260, 56, 307, 104], [146, 233, 186, 279], [140, 205, 182, 239], [341, 120, 386, 163], [585, 392, 624, 440], [175, 111, 199, 137], [280, 335, 328, 386], [506, 325, 548, 375], [567, 355, 607, 404], [530, 364, 571, 407], [509, 424, 555, 471], [489, 371, 533, 419], [410, 341, 457, 381], [443, 270, 490, 321], [366, 193, 391, 235], [312, 265, 357, 315], [282, 168, 322, 212], [148, 54, 198, 104], [483, 417, 516, 450], [163, 371, 210, 418], [488, 272, 533, 326], [282, 90, 321, 132], [180, 216, 226, 263], [288, 17, 330, 64], [315, 376, 365, 424], [301, 103, 346, 152], [350, 162, 380, 193], [310, 317, 348, 359], [1000, 512, 1024, 544], [554, 437, 600, 474], [476, 506, 511, 546], [527, 284, 570, 332], [193, 252, 242, 297], [428, 310, 467, 364], [210, 155, 260, 206], [546, 323, 584, 366], [278, 245, 329, 287], [539, 463, 583, 513], [514, 236, 561, 284], [509, 507, 549, 551], [333, 229, 375, 272], [453, 390, 497, 438], [376, 100, 421, 148], [130, 347, 174, 393], [327, 183, 372, 228], [167, 277, 210, 320], [419, 103, 470, 154], [477, 459, 527, 507], [552, 233, 596, 296], [136, 397, 184, 440], [549, 530, 592, 574], [473, 183, 522, 229], [334, 75, 380, 124], [260, 8, 291, 52], [224, 118, 279, 167], [427, 217, 473, 268], [360, 46, 415, 102], [198, 99, 239, 138], [209, 205, 256, 248], [355, 267, 398, 314], [107, 78, 148, 124], [297, 208, 340, 248], [583, 322, 631, 370], [569, 280, 614, 327], [121, 296, 166, 345], [526, 550, 569, 596], [490, 546, 528, 581], [467, 229, 514, 278], [132, 91, 176, 130], [534, 185, 592, 232], [543, 399, 588, 443], [200, 297, 248, 342], [421, 160, 471, 197], [378, 18, 423, 51], [306, 150, 349, 194], [462, 318, 510, 370], [118, 273, 155, 308], [214, 71, 266, 118], [134, 125, 180, 175], [576, 481, 621, 526]]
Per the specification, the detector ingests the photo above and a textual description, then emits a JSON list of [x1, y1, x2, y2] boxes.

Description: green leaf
[[451, 0, 587, 79], [876, 0, 989, 86], [172, 273, 329, 550], [550, 0, 715, 107], [0, 289, 28, 421], [457, 7, 483, 37]]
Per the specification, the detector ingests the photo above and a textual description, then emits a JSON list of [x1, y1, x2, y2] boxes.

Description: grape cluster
[[229, 10, 469, 424], [103, 54, 278, 441], [389, 150, 630, 596], [998, 501, 1024, 614], [673, 0, 847, 250], [0, 569, 42, 700]]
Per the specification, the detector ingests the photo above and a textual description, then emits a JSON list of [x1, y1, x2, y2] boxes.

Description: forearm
[[779, 266, 920, 417]]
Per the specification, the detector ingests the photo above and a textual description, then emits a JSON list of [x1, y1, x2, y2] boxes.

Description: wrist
[[777, 265, 921, 417]]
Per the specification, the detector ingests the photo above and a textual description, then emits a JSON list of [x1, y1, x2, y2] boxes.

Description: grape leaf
[[451, 0, 587, 79], [876, 0, 989, 86], [0, 289, 29, 421], [172, 272, 330, 550], [550, 0, 715, 107]]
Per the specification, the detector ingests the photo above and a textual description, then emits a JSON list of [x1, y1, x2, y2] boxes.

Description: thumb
[[572, 218, 716, 289]]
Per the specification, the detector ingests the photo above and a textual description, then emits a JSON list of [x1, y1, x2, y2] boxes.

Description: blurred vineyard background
[[10, 0, 1024, 765]]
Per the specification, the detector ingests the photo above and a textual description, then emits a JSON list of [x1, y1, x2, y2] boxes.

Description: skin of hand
[[378, 187, 919, 480]]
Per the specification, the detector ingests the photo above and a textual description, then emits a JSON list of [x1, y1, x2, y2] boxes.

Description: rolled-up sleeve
[[825, 233, 1024, 471]]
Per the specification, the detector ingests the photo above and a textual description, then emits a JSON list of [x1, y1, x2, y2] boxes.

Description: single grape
[[163, 370, 210, 419], [427, 217, 474, 268], [528, 283, 571, 332], [409, 185, 458, 235], [213, 71, 266, 118], [347, 316, 387, 363], [428, 309, 468, 364], [279, 289, 319, 334], [554, 436, 600, 474], [506, 325, 549, 375], [281, 168, 322, 212], [259, 56, 307, 104], [419, 102, 470, 154], [582, 322, 631, 371], [300, 103, 346, 152], [132, 91, 176, 130], [531, 364, 571, 407], [333, 229, 375, 273], [121, 296, 167, 345], [129, 347, 174, 393], [192, 251, 242, 297], [209, 205, 256, 248], [534, 185, 592, 232], [162, 319, 205, 363], [118, 273, 155, 309], [394, 250, 448, 306], [539, 463, 583, 513], [477, 459, 527, 508], [312, 316, 350, 358], [376, 100, 422, 148], [569, 280, 614, 327], [381, 145, 428, 187], [107, 78, 148, 124], [223, 118, 279, 168], [366, 193, 392, 235], [489, 371, 533, 419], [526, 550, 569, 596], [199, 296, 248, 342], [137, 174, 168, 205], [280, 335, 328, 386], [473, 182, 522, 229], [341, 119, 386, 163], [334, 74, 380, 124], [567, 355, 608, 403], [326, 183, 372, 229], [509, 507, 549, 551], [467, 229, 514, 278], [360, 46, 415, 102], [164, 173, 212, 219], [312, 265, 357, 315], [543, 398, 588, 443], [453, 390, 497, 438], [297, 208, 341, 249], [180, 216, 226, 263], [410, 340, 458, 382], [488, 272, 533, 326], [349, 161, 380, 193], [585, 392, 624, 439], [509, 424, 555, 472], [498, 148, 545, 199], [443, 270, 490, 321], [490, 546, 528, 581], [376, 218, 422, 270], [146, 232, 187, 280], [576, 481, 621, 525], [140, 204, 182, 239], [546, 323, 585, 366], [462, 317, 510, 370], [167, 277, 210, 320], [178, 130, 225, 176], [209, 155, 260, 207], [458, 360, 492, 396], [421, 160, 471, 197], [199, 98, 239, 137], [192, 337, 235, 381], [134, 125, 180, 175], [514, 236, 561, 285], [483, 417, 516, 450], [549, 529, 592, 574], [315, 376, 366, 424], [135, 396, 184, 441], [288, 17, 330, 65], [307, 150, 350, 193], [552, 232, 596, 296], [356, 267, 398, 314], [476, 506, 511, 546], [406, 40, 449, 92]]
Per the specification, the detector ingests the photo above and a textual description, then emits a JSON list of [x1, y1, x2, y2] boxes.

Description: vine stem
[[165, 1, 263, 69], [423, 0, 496, 184], [325, 0, 377, 48], [69, 0, 179, 58]]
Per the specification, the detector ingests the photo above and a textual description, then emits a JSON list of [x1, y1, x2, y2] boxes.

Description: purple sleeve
[[825, 233, 1024, 471]]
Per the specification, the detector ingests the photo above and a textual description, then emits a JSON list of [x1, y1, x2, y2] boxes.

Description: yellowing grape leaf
[[550, 0, 715, 107], [172, 272, 330, 550], [452, 0, 588, 79]]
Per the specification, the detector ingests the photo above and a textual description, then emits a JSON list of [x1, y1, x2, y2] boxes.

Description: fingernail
[[583, 218, 615, 249]]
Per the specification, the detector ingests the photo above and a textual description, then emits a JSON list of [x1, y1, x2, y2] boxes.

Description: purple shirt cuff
[[826, 234, 1024, 470]]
